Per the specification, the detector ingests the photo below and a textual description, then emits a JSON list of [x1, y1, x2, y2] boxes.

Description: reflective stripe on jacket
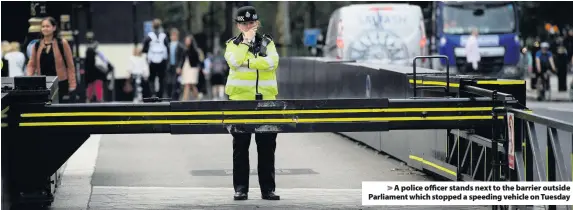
[[224, 37, 279, 100]]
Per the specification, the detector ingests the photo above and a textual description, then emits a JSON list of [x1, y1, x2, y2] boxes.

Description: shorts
[[210, 73, 226, 85]]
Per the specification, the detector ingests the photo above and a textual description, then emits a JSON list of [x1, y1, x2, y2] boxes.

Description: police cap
[[235, 6, 259, 23]]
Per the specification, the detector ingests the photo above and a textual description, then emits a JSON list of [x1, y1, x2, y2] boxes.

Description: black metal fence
[[447, 89, 572, 210]]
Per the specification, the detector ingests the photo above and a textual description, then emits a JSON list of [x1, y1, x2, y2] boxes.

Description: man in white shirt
[[465, 28, 481, 71]]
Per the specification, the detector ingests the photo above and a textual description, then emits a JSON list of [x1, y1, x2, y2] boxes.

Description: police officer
[[224, 6, 280, 201]]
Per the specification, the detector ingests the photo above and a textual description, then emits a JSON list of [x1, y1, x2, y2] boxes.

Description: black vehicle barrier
[[2, 57, 567, 210]]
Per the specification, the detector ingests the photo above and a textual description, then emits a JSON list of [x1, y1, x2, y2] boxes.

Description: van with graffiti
[[324, 3, 429, 67]]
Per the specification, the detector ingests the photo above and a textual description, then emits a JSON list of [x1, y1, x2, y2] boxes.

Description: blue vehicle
[[426, 1, 522, 79]]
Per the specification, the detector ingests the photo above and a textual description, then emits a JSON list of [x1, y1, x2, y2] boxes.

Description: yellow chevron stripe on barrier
[[408, 79, 525, 86], [409, 80, 460, 87], [18, 115, 505, 127], [409, 155, 457, 177], [476, 80, 525, 85], [1, 106, 9, 118], [20, 107, 504, 117]]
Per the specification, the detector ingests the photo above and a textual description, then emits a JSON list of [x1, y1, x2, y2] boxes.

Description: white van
[[324, 4, 429, 67]]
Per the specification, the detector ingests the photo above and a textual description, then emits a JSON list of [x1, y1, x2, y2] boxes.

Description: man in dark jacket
[[167, 28, 186, 100]]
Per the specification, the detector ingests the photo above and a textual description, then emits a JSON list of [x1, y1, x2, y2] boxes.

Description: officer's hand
[[243, 27, 257, 42]]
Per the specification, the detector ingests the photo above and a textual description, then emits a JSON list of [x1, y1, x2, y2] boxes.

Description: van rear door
[[340, 4, 426, 65]]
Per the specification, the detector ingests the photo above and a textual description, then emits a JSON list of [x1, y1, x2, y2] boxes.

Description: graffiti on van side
[[347, 30, 409, 62], [363, 13, 408, 29]]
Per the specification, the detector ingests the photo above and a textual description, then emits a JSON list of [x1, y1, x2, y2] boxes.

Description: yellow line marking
[[410, 155, 457, 177], [22, 111, 223, 117], [477, 80, 525, 85], [21, 107, 501, 117], [409, 79, 460, 87], [19, 115, 504, 127], [20, 120, 223, 126], [409, 79, 525, 86]]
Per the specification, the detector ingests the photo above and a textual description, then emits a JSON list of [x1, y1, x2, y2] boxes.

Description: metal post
[[71, 5, 80, 58], [309, 1, 316, 27], [187, 2, 192, 34], [86, 3, 93, 42], [26, 2, 47, 58], [525, 121, 533, 182], [132, 2, 138, 46], [71, 5, 81, 90], [547, 127, 556, 210], [491, 91, 499, 182], [208, 2, 214, 53], [491, 93, 498, 210]]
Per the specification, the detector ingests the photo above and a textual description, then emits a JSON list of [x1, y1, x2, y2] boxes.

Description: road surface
[[525, 74, 573, 101], [48, 133, 488, 210]]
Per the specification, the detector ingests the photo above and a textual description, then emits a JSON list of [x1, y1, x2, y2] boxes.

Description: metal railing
[[412, 55, 450, 97], [442, 84, 572, 210], [507, 108, 573, 210]]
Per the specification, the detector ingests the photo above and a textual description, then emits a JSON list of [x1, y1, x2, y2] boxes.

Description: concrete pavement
[[49, 133, 489, 209]]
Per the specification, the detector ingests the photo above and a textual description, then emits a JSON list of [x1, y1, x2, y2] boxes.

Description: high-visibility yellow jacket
[[224, 34, 279, 100]]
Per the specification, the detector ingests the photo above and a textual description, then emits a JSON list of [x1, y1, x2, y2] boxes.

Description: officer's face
[[237, 21, 257, 32], [41, 20, 56, 36]]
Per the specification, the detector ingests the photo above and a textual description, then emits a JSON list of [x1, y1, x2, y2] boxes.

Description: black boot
[[234, 192, 248, 200], [262, 191, 280, 200]]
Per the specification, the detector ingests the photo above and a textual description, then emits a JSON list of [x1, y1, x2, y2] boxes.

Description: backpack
[[147, 32, 168, 63], [211, 56, 227, 74], [34, 38, 68, 69]]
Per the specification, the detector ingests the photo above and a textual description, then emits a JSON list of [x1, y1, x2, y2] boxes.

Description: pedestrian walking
[[142, 19, 170, 98], [26, 17, 77, 103]]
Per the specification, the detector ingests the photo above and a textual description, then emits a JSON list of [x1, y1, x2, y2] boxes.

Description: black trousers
[[233, 133, 277, 194], [166, 65, 180, 100], [58, 79, 71, 103], [149, 61, 167, 98]]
